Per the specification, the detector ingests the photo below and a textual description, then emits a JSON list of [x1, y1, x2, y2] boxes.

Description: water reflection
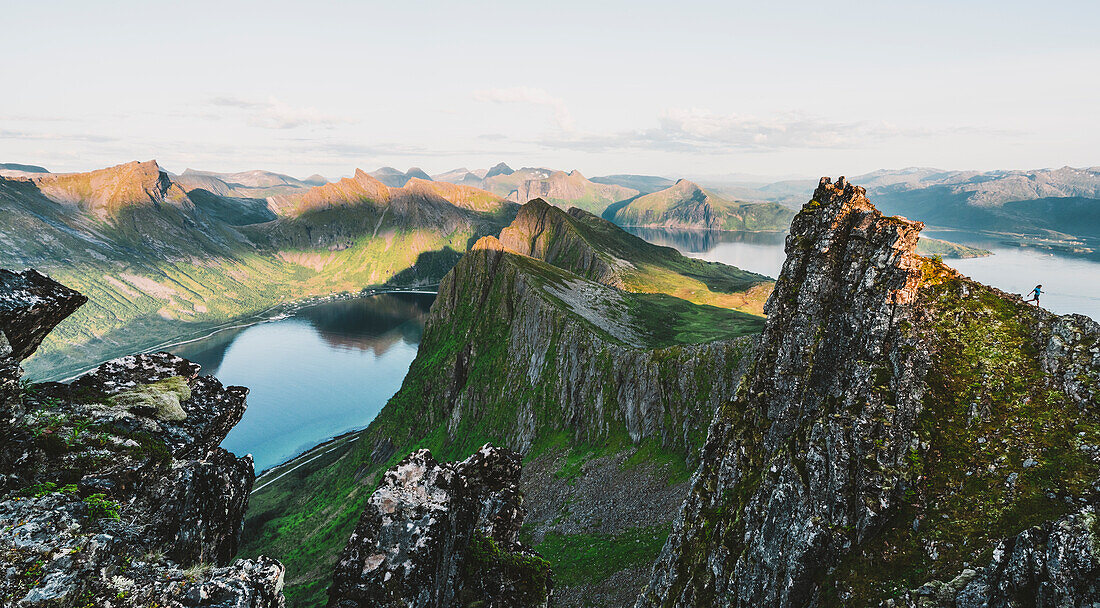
[[628, 227, 1100, 321], [171, 293, 434, 472], [625, 227, 787, 279]]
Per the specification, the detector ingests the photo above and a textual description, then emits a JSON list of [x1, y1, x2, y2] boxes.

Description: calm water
[[626, 227, 1100, 321], [171, 293, 434, 472]]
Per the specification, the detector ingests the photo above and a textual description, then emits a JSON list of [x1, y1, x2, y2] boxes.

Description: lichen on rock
[[327, 444, 551, 608], [0, 268, 286, 607], [636, 177, 1100, 608]]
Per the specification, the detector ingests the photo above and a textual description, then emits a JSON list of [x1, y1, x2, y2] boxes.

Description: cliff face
[[496, 198, 626, 288], [242, 203, 767, 607], [0, 269, 285, 607], [411, 242, 755, 456], [636, 178, 1100, 607], [327, 446, 551, 608]]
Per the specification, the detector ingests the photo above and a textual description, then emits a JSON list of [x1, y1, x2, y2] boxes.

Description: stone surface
[[0, 269, 285, 607], [636, 177, 1100, 607], [327, 445, 551, 608]]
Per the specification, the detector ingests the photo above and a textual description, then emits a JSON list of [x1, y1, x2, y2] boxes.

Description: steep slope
[[29, 160, 192, 218], [637, 177, 1100, 607], [0, 270, 286, 607], [241, 208, 769, 607], [483, 167, 639, 215], [498, 198, 773, 313], [1, 161, 516, 380], [611, 179, 795, 232]]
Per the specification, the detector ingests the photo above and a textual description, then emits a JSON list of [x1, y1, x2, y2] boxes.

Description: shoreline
[[44, 285, 439, 383]]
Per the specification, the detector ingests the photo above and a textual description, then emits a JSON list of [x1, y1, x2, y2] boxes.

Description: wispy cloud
[[0, 129, 119, 143], [207, 96, 355, 130], [473, 87, 576, 132], [533, 108, 931, 154]]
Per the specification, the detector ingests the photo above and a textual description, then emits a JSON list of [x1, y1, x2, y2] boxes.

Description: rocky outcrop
[[638, 176, 929, 607], [910, 505, 1099, 607], [327, 445, 551, 608], [0, 269, 285, 607], [0, 270, 87, 417], [635, 177, 1100, 607]]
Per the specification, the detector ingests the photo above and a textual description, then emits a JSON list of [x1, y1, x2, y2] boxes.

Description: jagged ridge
[[636, 177, 1100, 608]]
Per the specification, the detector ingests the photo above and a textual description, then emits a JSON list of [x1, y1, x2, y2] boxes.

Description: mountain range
[[0, 160, 514, 379], [239, 178, 1100, 607], [241, 198, 773, 606]]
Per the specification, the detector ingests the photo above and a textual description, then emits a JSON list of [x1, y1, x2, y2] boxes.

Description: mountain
[[485, 161, 514, 179], [0, 162, 49, 177], [432, 166, 489, 186], [367, 166, 434, 187], [241, 199, 771, 606], [482, 167, 639, 215], [637, 177, 1100, 607], [591, 174, 676, 194], [715, 167, 1100, 248], [173, 168, 317, 198], [0, 160, 516, 379], [302, 173, 328, 186], [610, 179, 795, 232], [0, 270, 286, 606]]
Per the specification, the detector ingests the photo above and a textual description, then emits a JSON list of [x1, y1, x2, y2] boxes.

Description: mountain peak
[[485, 162, 514, 178], [30, 160, 186, 218]]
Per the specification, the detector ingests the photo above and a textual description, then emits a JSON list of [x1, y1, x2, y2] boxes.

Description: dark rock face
[[914, 506, 1099, 607], [0, 269, 285, 607], [328, 445, 551, 608], [0, 269, 87, 417], [636, 177, 1100, 607]]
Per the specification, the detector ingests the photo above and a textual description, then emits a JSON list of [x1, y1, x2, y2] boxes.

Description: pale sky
[[3, 0, 1097, 180]]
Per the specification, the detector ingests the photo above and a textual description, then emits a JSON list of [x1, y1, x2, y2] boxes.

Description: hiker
[[1027, 284, 1042, 305]]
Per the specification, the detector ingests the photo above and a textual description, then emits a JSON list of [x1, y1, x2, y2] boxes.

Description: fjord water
[[625, 227, 1100, 321], [171, 293, 434, 472]]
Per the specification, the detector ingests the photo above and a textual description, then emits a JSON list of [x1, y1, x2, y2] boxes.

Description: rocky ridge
[[636, 177, 1100, 607], [0, 269, 286, 607], [327, 445, 551, 608], [241, 201, 769, 606]]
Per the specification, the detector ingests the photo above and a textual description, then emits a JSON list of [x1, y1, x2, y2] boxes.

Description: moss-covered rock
[[108, 375, 191, 421]]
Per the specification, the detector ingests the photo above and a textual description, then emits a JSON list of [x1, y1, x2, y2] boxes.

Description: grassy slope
[[512, 203, 774, 315], [1, 174, 510, 379], [241, 244, 763, 607], [611, 180, 796, 232], [915, 236, 991, 259], [825, 259, 1100, 603]]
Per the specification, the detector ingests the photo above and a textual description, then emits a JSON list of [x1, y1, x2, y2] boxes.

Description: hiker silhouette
[[1028, 284, 1042, 305]]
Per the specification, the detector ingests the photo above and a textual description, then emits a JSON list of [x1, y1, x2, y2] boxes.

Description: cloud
[[0, 129, 119, 143], [473, 87, 576, 132], [207, 96, 355, 130], [528, 108, 973, 154]]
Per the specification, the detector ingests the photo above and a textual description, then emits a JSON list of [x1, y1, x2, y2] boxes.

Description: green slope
[[1, 162, 514, 379], [240, 212, 770, 606], [611, 179, 795, 232]]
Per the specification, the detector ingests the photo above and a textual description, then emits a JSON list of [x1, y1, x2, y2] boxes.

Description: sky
[[2, 0, 1098, 181]]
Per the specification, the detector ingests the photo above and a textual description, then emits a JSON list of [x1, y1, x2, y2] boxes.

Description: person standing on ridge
[[1027, 284, 1042, 305]]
